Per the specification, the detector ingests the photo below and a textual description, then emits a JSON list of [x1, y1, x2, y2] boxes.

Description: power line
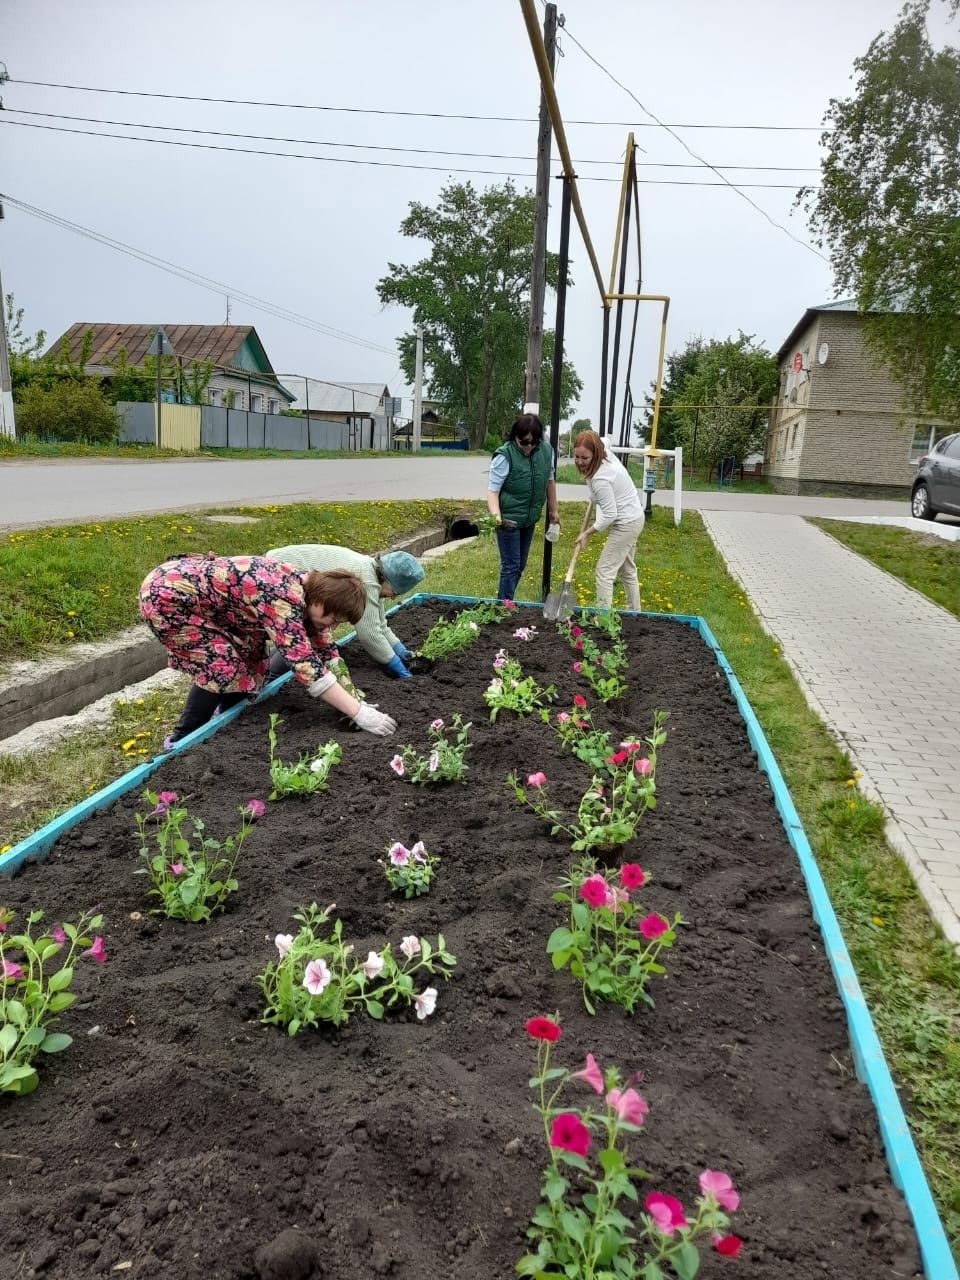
[[2, 109, 822, 173], [557, 22, 828, 260], [0, 192, 396, 356], [0, 120, 816, 189], [7, 77, 821, 131]]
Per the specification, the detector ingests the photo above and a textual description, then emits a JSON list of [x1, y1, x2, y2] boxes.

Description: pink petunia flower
[[303, 957, 331, 996], [572, 661, 583, 673], [606, 1086, 649, 1127], [549, 1113, 591, 1157], [699, 1170, 740, 1213], [390, 755, 405, 777], [579, 875, 609, 909], [570, 625, 582, 638], [714, 1235, 743, 1258], [556, 712, 571, 724], [84, 936, 107, 964], [638, 914, 670, 940], [502, 599, 517, 610], [410, 841, 427, 863], [244, 799, 266, 819], [430, 718, 444, 730], [527, 771, 547, 788], [525, 1016, 561, 1042], [620, 740, 641, 753], [169, 862, 186, 877], [388, 842, 410, 866], [2, 960, 24, 980], [414, 987, 438, 1020], [635, 757, 653, 776], [50, 926, 67, 944], [619, 863, 646, 890], [361, 950, 384, 980], [572, 695, 588, 709], [399, 935, 421, 960], [570, 1052, 604, 1094], [645, 1191, 688, 1235], [605, 750, 629, 766]]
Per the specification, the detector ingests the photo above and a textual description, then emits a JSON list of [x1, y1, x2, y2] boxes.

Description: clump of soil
[[0, 607, 921, 1279]]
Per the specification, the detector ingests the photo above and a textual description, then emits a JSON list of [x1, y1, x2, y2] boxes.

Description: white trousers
[[595, 516, 645, 610]]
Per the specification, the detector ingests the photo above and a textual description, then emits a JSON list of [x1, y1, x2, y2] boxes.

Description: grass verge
[[0, 438, 482, 461], [1, 505, 958, 1254], [554, 460, 774, 494], [811, 518, 960, 621]]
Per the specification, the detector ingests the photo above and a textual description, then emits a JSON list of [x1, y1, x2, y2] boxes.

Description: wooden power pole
[[523, 2, 557, 413]]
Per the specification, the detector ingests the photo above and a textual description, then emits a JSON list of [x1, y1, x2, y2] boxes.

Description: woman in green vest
[[485, 413, 560, 601]]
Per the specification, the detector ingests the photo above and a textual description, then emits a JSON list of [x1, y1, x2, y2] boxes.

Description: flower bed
[[0, 605, 926, 1279]]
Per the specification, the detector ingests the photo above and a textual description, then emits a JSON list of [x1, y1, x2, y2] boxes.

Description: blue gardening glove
[[392, 640, 414, 663], [384, 653, 412, 680]]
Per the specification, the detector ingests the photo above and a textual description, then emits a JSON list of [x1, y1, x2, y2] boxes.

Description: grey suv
[[911, 432, 960, 520]]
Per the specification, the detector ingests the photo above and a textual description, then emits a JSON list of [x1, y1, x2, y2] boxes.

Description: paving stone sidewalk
[[701, 511, 960, 947]]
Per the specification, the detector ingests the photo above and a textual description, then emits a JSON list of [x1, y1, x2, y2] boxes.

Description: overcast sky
[[3, 0, 946, 429]]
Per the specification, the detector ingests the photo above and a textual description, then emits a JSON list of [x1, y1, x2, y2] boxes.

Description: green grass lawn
[[0, 437, 482, 462], [1, 502, 958, 1253], [812, 518, 960, 621]]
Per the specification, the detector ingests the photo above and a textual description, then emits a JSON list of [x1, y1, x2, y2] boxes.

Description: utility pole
[[523, 2, 557, 413], [0, 261, 15, 440], [411, 324, 424, 452]]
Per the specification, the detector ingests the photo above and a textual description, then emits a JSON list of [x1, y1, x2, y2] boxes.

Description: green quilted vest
[[496, 439, 552, 528]]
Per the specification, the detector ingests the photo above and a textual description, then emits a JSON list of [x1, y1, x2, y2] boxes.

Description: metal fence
[[117, 402, 392, 452]]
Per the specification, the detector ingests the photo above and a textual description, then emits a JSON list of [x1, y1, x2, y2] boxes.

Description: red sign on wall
[[792, 352, 804, 373]]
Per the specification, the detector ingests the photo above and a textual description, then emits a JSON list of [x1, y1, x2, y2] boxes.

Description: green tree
[[644, 334, 778, 469], [801, 1, 960, 424], [377, 180, 581, 449]]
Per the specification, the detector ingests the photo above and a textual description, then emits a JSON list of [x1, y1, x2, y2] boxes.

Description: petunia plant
[[520, 1015, 743, 1279], [484, 651, 557, 721], [552, 696, 613, 772], [508, 712, 667, 854], [547, 859, 681, 1014], [380, 839, 439, 898], [0, 906, 106, 1096], [267, 712, 342, 800], [256, 902, 456, 1033], [418, 601, 510, 661], [560, 618, 629, 704], [390, 713, 472, 784], [134, 791, 261, 922]]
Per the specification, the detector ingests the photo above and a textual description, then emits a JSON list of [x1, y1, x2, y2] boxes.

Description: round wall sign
[[817, 342, 829, 365]]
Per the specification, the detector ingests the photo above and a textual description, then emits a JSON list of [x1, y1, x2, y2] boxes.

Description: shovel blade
[[543, 583, 575, 622]]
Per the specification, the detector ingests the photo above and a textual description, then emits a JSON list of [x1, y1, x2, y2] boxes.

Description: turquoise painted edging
[[1, 597, 953, 1275], [692, 613, 957, 1280]]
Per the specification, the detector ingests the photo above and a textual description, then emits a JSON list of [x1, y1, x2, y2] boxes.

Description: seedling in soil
[[380, 839, 439, 898], [267, 712, 342, 800], [389, 714, 472, 784]]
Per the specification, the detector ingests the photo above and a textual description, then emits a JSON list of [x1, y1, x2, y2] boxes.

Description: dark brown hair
[[509, 413, 545, 445], [573, 430, 605, 479], [302, 570, 365, 624]]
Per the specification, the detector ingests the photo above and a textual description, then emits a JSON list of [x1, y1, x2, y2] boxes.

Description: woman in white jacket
[[571, 431, 645, 610]]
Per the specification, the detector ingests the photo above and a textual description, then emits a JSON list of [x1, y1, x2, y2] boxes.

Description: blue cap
[[380, 550, 425, 595]]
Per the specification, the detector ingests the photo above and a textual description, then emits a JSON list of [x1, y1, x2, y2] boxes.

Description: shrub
[[13, 380, 118, 444]]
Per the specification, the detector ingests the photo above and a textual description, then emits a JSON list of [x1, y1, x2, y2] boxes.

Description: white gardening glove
[[353, 702, 397, 736], [306, 672, 338, 697]]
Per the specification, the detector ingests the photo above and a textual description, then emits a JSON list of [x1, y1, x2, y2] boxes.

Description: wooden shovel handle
[[563, 503, 594, 585]]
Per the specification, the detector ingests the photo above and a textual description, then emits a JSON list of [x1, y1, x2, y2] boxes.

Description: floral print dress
[[139, 554, 337, 694]]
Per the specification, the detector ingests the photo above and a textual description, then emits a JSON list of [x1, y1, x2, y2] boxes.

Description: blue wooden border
[[1, 597, 954, 1277]]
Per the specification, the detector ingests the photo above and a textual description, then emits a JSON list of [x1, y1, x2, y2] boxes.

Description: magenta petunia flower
[[645, 1191, 687, 1235], [158, 791, 178, 805], [606, 1086, 649, 1126], [549, 1112, 590, 1157], [714, 1235, 743, 1258], [699, 1170, 740, 1212], [638, 914, 670, 940], [572, 695, 588, 709], [619, 863, 646, 890], [244, 799, 266, 819], [570, 1052, 604, 1094], [2, 959, 24, 980], [84, 936, 108, 964], [605, 750, 629, 766], [525, 1016, 561, 1042], [579, 875, 609, 910], [572, 661, 583, 673], [527, 771, 547, 788], [50, 926, 67, 944]]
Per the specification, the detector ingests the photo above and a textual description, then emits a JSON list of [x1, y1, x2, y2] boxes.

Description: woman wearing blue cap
[[265, 544, 425, 678]]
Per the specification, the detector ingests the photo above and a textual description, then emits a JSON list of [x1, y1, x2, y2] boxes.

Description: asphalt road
[[0, 454, 923, 529]]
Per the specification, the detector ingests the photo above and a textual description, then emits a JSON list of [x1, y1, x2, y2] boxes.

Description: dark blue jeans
[[496, 523, 537, 601]]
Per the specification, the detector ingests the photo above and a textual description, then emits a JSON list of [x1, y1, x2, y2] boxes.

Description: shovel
[[544, 504, 593, 622]]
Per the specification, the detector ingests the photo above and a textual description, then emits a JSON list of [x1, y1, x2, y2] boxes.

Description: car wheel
[[911, 483, 936, 520]]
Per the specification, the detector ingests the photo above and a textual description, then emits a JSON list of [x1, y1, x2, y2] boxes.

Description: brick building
[[766, 300, 953, 497]]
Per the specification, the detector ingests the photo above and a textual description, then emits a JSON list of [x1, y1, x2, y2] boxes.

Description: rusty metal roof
[[45, 323, 275, 374]]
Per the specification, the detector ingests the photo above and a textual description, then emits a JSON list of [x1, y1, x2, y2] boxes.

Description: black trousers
[[169, 684, 248, 742]]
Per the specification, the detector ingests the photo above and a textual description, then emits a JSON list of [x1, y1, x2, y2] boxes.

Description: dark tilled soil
[[1, 607, 921, 1280]]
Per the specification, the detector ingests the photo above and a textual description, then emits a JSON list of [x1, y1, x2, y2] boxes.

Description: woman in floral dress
[[139, 553, 398, 745]]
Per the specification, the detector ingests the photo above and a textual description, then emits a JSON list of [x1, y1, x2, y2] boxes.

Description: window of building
[[790, 424, 798, 452], [251, 393, 264, 413], [208, 388, 221, 407], [232, 391, 244, 410], [268, 398, 280, 415], [909, 423, 954, 461]]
